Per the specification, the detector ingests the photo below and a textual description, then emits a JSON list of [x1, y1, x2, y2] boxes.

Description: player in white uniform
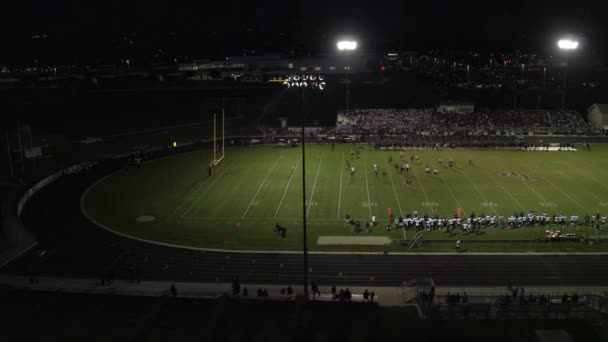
[[570, 214, 579, 226]]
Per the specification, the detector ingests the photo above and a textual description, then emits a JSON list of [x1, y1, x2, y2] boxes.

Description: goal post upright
[[209, 109, 225, 170]]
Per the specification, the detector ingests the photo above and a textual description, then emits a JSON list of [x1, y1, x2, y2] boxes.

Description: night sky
[[1, 0, 605, 64]]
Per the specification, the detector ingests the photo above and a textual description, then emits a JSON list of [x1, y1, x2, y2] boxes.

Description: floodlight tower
[[337, 40, 358, 115], [557, 38, 579, 112]]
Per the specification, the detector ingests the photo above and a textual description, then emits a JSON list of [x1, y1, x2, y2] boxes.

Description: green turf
[[82, 143, 608, 252]]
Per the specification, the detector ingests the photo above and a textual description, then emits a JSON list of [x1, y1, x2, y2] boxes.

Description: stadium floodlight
[[557, 39, 579, 50], [337, 40, 358, 51], [556, 37, 579, 112], [337, 39, 357, 115]]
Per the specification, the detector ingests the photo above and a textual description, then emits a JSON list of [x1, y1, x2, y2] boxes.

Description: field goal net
[[209, 110, 225, 174]]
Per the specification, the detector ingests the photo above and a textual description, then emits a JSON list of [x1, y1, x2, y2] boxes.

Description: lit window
[[329, 66, 336, 71], [288, 63, 293, 69], [314, 66, 321, 71], [344, 66, 351, 70], [300, 67, 307, 71]]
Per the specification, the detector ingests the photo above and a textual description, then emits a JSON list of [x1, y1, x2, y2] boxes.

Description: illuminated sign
[[283, 74, 326, 90]]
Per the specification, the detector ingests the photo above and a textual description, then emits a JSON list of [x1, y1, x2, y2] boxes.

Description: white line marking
[[337, 152, 344, 218], [385, 162, 403, 216], [543, 177, 589, 214], [460, 171, 498, 215], [170, 150, 242, 220], [440, 175, 466, 217], [363, 158, 372, 219], [499, 184, 526, 211], [566, 171, 603, 202], [180, 151, 246, 218], [241, 156, 282, 218], [520, 180, 559, 214], [413, 168, 431, 205], [273, 156, 302, 218], [306, 153, 325, 218], [589, 176, 608, 192]]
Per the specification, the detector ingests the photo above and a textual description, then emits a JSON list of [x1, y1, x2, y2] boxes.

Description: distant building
[[437, 102, 475, 114], [289, 55, 370, 74], [177, 53, 372, 81], [587, 104, 608, 129]]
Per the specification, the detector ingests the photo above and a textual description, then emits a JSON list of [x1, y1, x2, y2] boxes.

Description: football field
[[82, 143, 608, 253]]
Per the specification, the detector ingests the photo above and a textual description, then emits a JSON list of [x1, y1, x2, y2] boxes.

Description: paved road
[[3, 161, 608, 287]]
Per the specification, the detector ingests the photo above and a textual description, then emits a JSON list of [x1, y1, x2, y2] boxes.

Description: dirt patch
[[136, 215, 156, 222]]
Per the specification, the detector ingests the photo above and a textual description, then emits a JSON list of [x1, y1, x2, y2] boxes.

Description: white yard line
[[241, 156, 282, 218], [521, 181, 559, 214], [440, 175, 467, 217], [499, 184, 526, 211], [180, 151, 245, 219], [337, 153, 344, 218], [171, 150, 244, 218], [273, 156, 302, 218], [413, 169, 431, 204], [589, 176, 608, 192], [363, 158, 372, 219], [543, 177, 589, 214], [306, 153, 325, 218], [385, 162, 403, 216], [567, 172, 604, 202], [460, 171, 498, 215]]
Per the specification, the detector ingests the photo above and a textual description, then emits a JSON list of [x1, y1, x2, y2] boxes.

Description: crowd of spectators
[[336, 108, 594, 148]]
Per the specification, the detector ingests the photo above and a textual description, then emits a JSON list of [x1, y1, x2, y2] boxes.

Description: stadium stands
[[337, 108, 592, 138]]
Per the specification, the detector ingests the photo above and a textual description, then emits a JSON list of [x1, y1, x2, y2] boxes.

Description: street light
[[557, 37, 579, 112]]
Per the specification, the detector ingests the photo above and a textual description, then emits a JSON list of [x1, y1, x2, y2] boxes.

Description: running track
[[3, 160, 608, 287]]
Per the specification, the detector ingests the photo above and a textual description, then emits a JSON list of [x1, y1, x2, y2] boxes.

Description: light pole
[[557, 38, 579, 112], [543, 67, 547, 89], [521, 64, 525, 83], [283, 76, 327, 301], [337, 40, 358, 115], [301, 85, 308, 300]]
